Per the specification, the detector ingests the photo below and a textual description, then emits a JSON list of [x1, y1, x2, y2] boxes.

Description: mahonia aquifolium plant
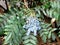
[[23, 16, 41, 36]]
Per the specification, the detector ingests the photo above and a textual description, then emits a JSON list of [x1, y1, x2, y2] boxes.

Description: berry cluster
[[23, 16, 41, 36]]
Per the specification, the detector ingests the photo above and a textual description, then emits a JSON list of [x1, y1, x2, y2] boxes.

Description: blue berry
[[23, 16, 41, 36]]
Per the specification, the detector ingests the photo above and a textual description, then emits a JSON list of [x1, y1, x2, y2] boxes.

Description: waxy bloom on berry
[[23, 16, 41, 36]]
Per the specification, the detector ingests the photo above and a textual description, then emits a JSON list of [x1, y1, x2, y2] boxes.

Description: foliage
[[0, 0, 60, 45], [44, 0, 60, 24], [3, 8, 26, 45], [0, 15, 5, 35], [0, 13, 9, 36], [23, 35, 37, 45], [34, 0, 60, 42], [39, 22, 57, 43]]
